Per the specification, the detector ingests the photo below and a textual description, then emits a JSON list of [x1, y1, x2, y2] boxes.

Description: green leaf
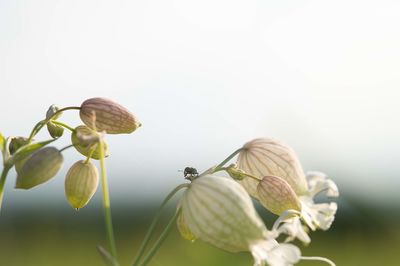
[[96, 245, 118, 266], [12, 138, 58, 164]]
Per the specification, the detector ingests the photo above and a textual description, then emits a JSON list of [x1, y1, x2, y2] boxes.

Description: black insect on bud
[[183, 167, 199, 181]]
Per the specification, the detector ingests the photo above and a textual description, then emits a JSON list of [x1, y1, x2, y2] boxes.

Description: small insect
[[184, 167, 199, 179]]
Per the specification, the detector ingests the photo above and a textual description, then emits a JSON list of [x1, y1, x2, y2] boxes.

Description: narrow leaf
[[13, 138, 57, 163]]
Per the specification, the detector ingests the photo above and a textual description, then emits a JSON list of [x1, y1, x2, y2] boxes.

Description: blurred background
[[1, 0, 400, 265]]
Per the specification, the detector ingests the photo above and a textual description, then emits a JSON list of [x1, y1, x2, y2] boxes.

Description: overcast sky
[[1, 0, 400, 207]]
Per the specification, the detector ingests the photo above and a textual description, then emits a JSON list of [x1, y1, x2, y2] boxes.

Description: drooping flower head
[[178, 174, 301, 266], [237, 138, 308, 198], [236, 138, 339, 237]]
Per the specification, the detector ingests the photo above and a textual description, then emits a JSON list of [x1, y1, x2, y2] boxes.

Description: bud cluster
[[1, 97, 140, 210]]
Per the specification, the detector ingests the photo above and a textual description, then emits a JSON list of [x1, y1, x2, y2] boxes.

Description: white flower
[[236, 138, 339, 236], [300, 171, 339, 231], [178, 174, 301, 266], [276, 217, 311, 244]]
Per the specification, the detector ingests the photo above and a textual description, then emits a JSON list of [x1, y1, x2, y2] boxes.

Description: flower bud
[[237, 138, 308, 197], [257, 176, 301, 216], [15, 156, 29, 174], [65, 160, 99, 209], [71, 125, 109, 160], [9, 137, 29, 155], [15, 147, 63, 189], [181, 175, 267, 252], [180, 175, 301, 266], [80, 97, 141, 134], [47, 122, 64, 138], [46, 104, 62, 120]]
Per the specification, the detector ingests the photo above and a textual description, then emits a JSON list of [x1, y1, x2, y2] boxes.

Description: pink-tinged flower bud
[[65, 160, 99, 209], [15, 147, 63, 189], [80, 97, 141, 134], [237, 138, 308, 197], [257, 176, 301, 216]]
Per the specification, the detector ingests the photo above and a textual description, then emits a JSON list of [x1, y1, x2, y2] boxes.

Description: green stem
[[52, 120, 74, 132], [139, 208, 182, 266], [29, 120, 45, 140], [132, 183, 189, 266], [0, 165, 12, 212], [27, 106, 81, 142], [99, 140, 119, 266], [214, 148, 242, 172], [218, 167, 261, 182], [60, 144, 75, 153], [84, 145, 97, 164]]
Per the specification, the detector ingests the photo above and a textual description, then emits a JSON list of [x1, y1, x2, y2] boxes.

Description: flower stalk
[[138, 208, 182, 266], [27, 106, 81, 142], [51, 120, 75, 132], [98, 139, 119, 265], [0, 165, 12, 211], [214, 148, 242, 171], [132, 183, 189, 266]]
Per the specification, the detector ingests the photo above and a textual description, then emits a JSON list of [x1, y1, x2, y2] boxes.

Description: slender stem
[[239, 172, 261, 182], [27, 106, 81, 142], [132, 183, 189, 266], [60, 144, 75, 153], [214, 148, 242, 171], [139, 208, 182, 266], [214, 166, 261, 182], [29, 120, 45, 140], [52, 120, 74, 132], [84, 145, 97, 164], [0, 165, 12, 212], [99, 140, 119, 265], [300, 256, 336, 266]]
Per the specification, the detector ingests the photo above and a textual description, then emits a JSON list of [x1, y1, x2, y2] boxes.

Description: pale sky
[[1, 0, 400, 207]]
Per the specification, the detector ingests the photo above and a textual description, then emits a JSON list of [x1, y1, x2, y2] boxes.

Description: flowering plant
[[0, 99, 338, 266]]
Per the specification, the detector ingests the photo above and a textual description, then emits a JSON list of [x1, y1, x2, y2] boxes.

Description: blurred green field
[[0, 199, 399, 266]]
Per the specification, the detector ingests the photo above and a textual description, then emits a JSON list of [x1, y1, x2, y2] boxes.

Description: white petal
[[306, 171, 339, 198], [301, 199, 338, 231], [251, 240, 301, 266], [277, 218, 311, 244]]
